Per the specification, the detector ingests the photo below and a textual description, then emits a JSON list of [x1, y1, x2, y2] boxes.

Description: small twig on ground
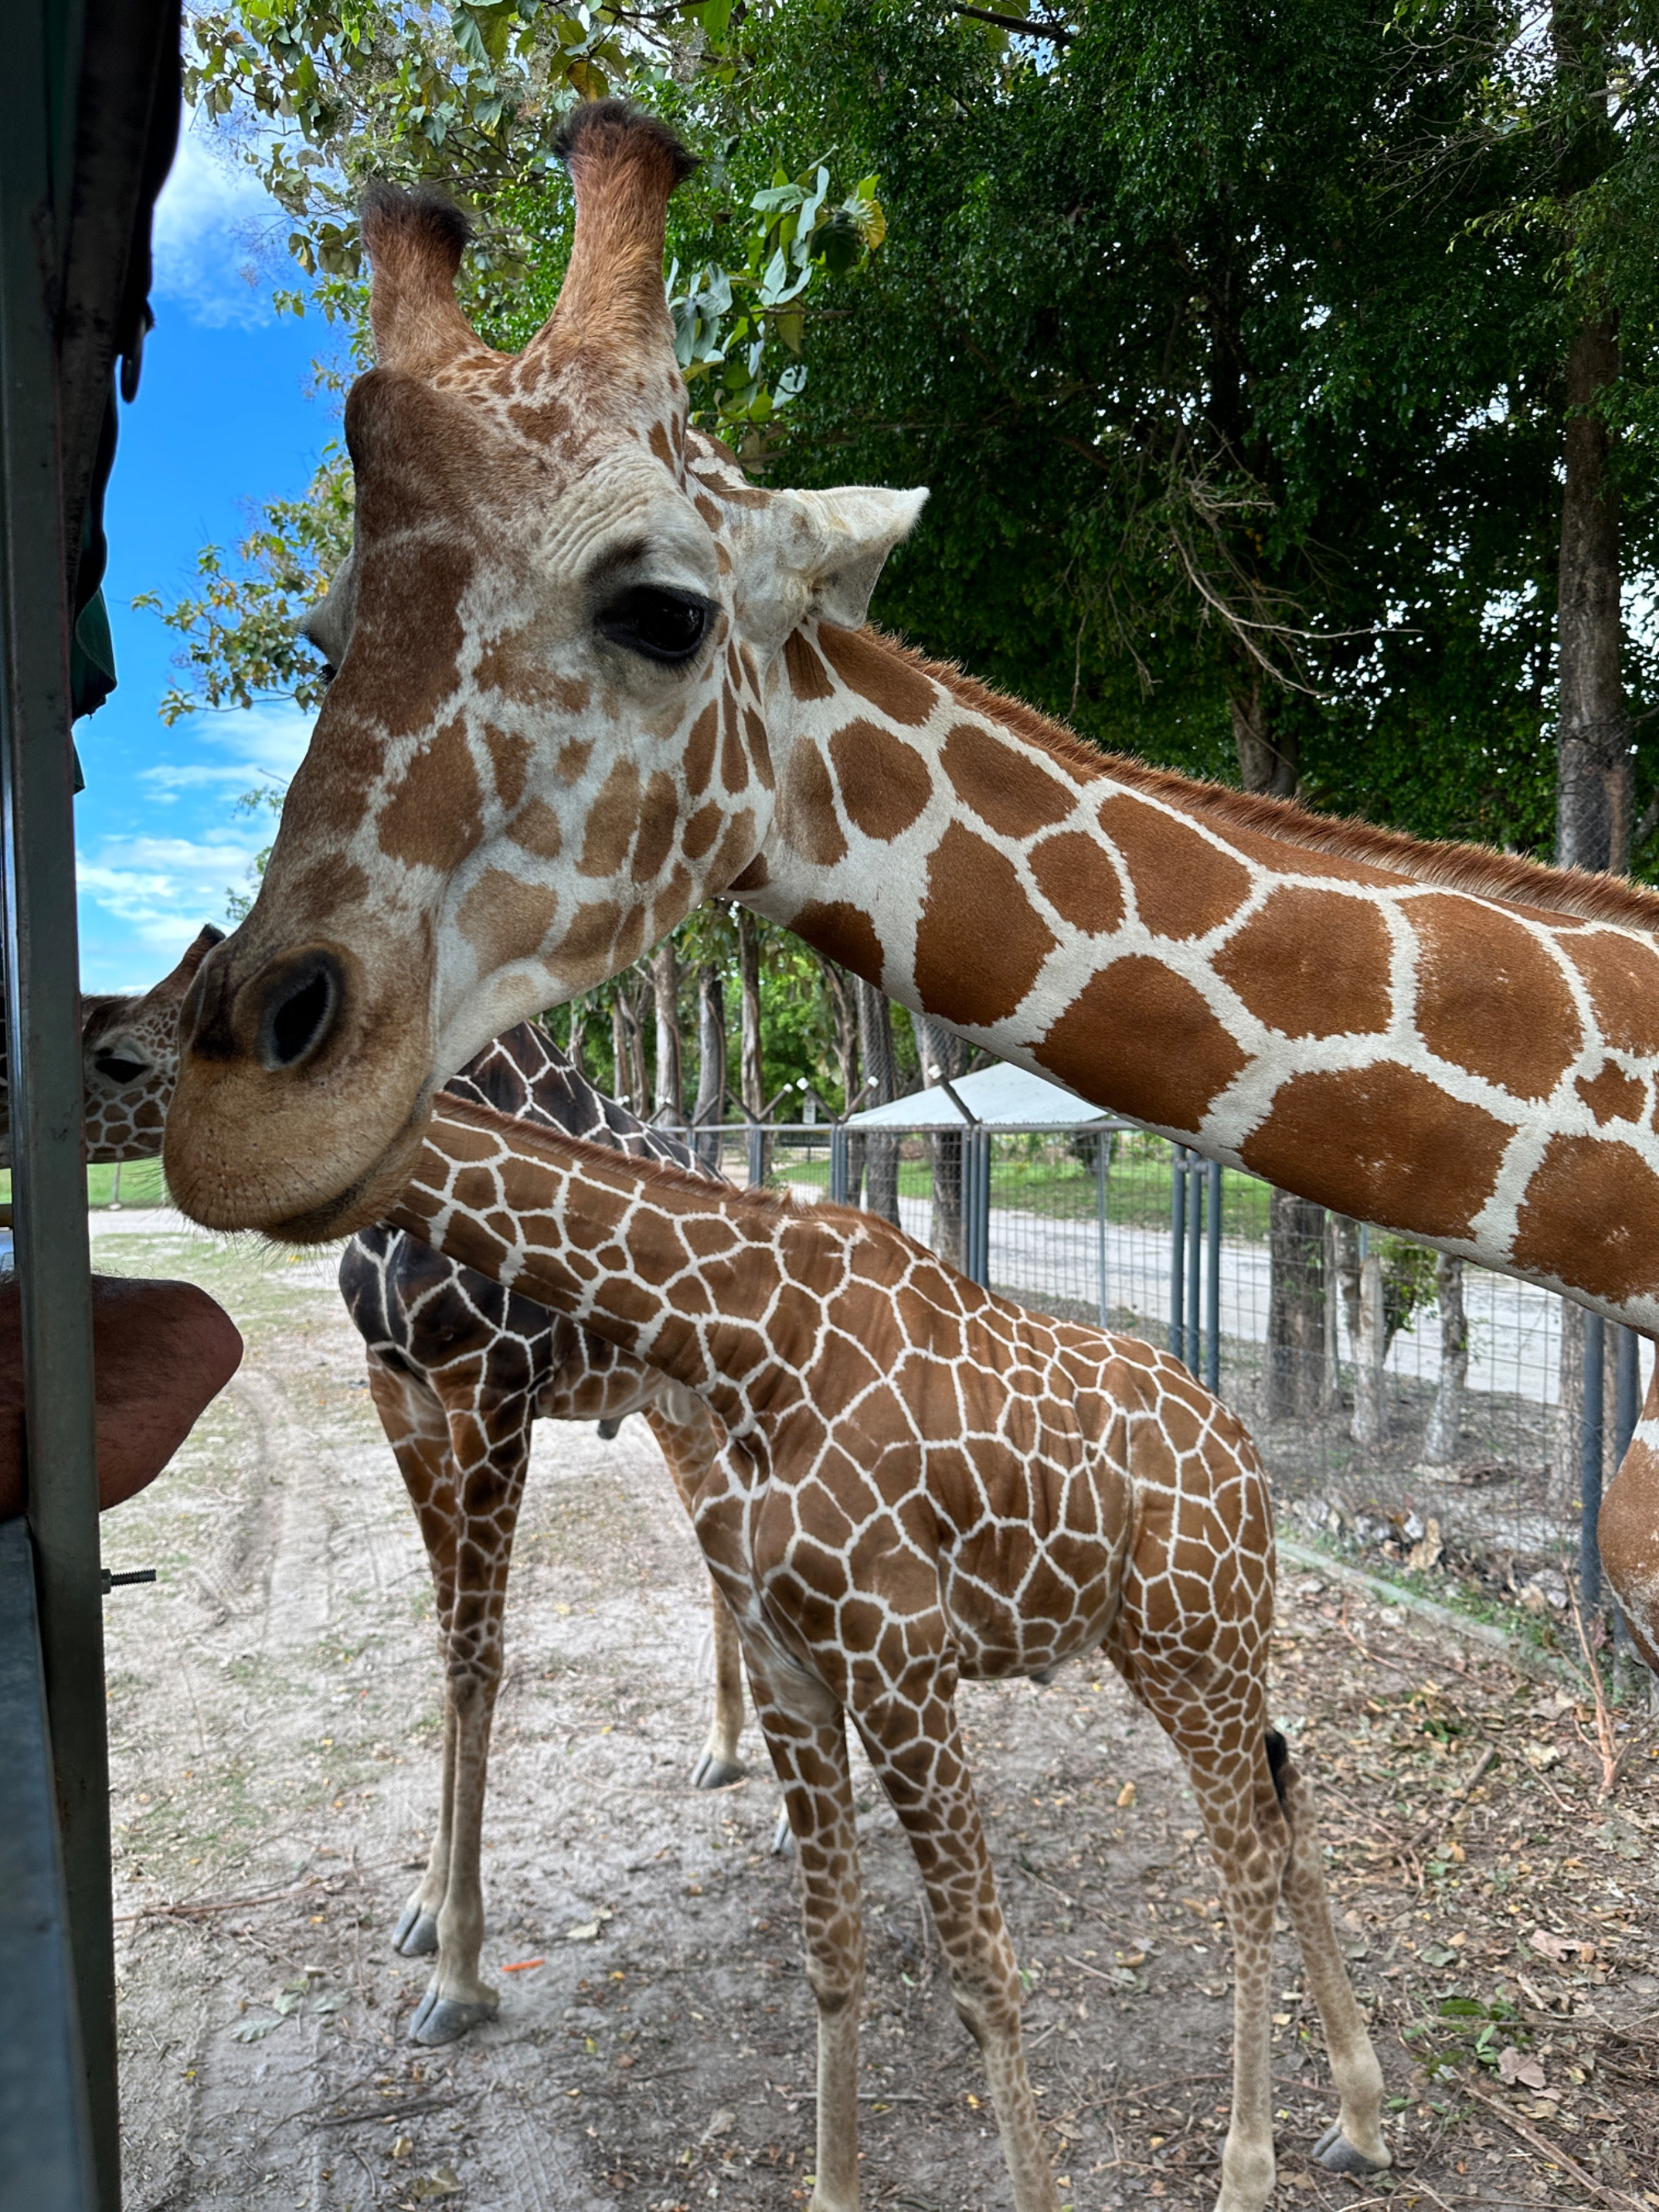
[[113, 1877, 321, 1924], [1393, 1745, 1499, 1862], [1565, 1579, 1630, 1800], [1462, 2078, 1645, 2210], [312, 2093, 460, 2130]]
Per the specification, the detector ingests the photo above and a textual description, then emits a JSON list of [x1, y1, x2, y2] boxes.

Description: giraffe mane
[[886, 634, 1659, 937]]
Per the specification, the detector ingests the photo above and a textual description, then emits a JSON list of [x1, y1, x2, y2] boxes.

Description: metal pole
[[0, 2, 116, 2188], [1204, 1158, 1222, 1395], [1612, 1323, 1641, 1652], [1095, 1132, 1108, 1330], [967, 1128, 991, 1288], [1185, 1156, 1202, 1376], [1581, 1311, 1605, 1610], [1168, 1145, 1186, 1363], [746, 1120, 765, 1189], [828, 1124, 849, 1207]]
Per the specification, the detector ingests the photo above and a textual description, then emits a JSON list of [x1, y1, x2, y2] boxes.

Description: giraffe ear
[[775, 485, 929, 630]]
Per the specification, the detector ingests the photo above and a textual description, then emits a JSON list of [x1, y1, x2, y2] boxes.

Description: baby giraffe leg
[[406, 1391, 533, 2044], [742, 1645, 865, 2212], [1117, 1659, 1287, 2212], [366, 1358, 458, 1958], [1268, 1737, 1389, 2173], [645, 1399, 747, 1789], [690, 1585, 747, 1788], [855, 1692, 1057, 2212]]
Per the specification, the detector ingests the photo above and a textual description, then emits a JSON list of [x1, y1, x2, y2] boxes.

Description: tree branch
[[947, 5, 1073, 45]]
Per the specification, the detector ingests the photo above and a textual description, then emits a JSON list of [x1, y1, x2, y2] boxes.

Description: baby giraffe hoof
[[1312, 2122, 1389, 2176], [408, 1985, 499, 2046], [392, 1904, 440, 1956], [690, 1750, 747, 1791]]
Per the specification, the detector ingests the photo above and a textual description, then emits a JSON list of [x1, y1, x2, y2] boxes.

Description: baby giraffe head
[[164, 100, 924, 1242]]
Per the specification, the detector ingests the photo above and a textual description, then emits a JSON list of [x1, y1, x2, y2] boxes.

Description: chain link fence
[[699, 1116, 1645, 1630]]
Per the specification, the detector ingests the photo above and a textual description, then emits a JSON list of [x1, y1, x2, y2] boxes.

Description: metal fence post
[[1185, 1155, 1202, 1376], [1581, 1311, 1606, 1610], [746, 1120, 765, 1189], [1095, 1133, 1108, 1329], [1204, 1158, 1222, 1395], [1169, 1145, 1187, 1363], [966, 1127, 991, 1288], [828, 1124, 849, 1206]]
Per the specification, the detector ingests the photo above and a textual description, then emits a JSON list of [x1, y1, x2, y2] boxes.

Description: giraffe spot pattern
[[817, 625, 937, 725], [1563, 930, 1659, 1057], [1028, 832, 1124, 935], [1098, 794, 1253, 940], [828, 718, 933, 841], [377, 723, 484, 870], [1410, 893, 1581, 1099], [941, 723, 1073, 839], [1576, 1064, 1646, 1125], [1214, 885, 1393, 1040], [1238, 1062, 1511, 1241], [1037, 958, 1248, 1135], [1511, 1133, 1659, 1305], [912, 823, 1058, 1029]]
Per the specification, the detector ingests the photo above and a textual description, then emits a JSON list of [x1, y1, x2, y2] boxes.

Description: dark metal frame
[[0, 7, 181, 2206]]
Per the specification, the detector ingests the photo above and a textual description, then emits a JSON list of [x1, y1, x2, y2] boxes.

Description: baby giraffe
[[391, 1094, 1389, 2212]]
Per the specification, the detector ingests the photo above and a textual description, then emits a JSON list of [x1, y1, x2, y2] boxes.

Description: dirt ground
[[93, 1219, 1659, 2212]]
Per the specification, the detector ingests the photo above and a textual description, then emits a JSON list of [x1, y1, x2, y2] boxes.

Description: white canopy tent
[[844, 1060, 1112, 1131]]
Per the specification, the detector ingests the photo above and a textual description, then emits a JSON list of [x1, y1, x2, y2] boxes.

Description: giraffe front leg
[[643, 1393, 749, 1789], [744, 1645, 865, 2212], [854, 1686, 1058, 2212], [367, 1359, 459, 1959], [690, 1581, 748, 1790], [408, 1391, 533, 2045]]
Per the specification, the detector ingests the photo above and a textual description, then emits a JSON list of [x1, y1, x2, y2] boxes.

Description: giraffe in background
[[57, 940, 748, 2047], [158, 102, 1659, 1668], [391, 1089, 1390, 2212]]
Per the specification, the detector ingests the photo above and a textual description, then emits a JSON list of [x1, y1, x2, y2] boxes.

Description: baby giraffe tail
[[1264, 1727, 1390, 2176]]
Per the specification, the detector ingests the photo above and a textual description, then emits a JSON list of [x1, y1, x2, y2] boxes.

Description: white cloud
[[78, 829, 270, 952], [138, 700, 315, 797], [151, 116, 289, 330]]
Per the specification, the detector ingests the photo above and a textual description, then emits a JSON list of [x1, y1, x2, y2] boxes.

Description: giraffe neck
[[742, 621, 1659, 1328], [389, 1094, 812, 1435]]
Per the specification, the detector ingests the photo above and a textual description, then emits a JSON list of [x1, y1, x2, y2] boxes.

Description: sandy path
[[95, 1226, 1659, 2212]]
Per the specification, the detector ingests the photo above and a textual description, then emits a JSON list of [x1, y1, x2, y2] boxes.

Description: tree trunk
[[624, 982, 650, 1119], [1229, 675, 1298, 798], [1234, 702, 1323, 1415], [813, 953, 862, 1117], [1422, 1255, 1467, 1465], [855, 976, 902, 1225], [736, 907, 769, 1183], [916, 1015, 971, 1269], [1350, 1238, 1386, 1449], [566, 997, 588, 1079], [693, 965, 726, 1171], [610, 992, 635, 1113], [1266, 1191, 1326, 1420], [1556, 314, 1629, 875], [651, 938, 684, 1125]]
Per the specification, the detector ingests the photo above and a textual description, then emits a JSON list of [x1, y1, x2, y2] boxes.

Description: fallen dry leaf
[[1497, 2048, 1546, 2090]]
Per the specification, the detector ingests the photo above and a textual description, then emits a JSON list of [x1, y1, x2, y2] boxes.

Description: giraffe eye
[[595, 584, 713, 666], [93, 1051, 148, 1084]]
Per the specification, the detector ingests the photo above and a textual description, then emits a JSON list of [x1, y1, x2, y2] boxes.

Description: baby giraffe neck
[[389, 1094, 800, 1432]]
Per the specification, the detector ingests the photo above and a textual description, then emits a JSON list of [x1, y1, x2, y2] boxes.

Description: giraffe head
[[0, 925, 219, 1169], [163, 100, 924, 1241]]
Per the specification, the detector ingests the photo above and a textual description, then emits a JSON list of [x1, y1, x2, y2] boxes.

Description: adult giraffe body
[[161, 101, 1659, 1659]]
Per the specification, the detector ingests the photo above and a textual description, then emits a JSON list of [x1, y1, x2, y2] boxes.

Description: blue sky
[[73, 118, 343, 990]]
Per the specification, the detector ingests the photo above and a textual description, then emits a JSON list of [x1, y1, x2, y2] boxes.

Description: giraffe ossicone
[[391, 1089, 1392, 2212]]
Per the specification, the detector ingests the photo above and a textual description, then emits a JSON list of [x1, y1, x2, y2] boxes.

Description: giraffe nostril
[[257, 951, 345, 1072]]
